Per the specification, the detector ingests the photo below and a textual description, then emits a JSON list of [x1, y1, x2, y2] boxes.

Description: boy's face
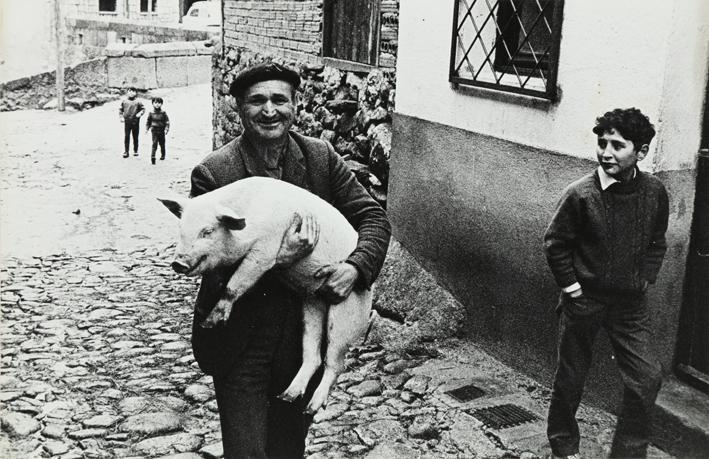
[[153, 101, 162, 109], [127, 89, 136, 98], [596, 128, 647, 181]]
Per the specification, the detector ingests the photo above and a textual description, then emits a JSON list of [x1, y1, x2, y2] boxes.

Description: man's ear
[[158, 197, 187, 218], [636, 144, 649, 161], [216, 207, 246, 231]]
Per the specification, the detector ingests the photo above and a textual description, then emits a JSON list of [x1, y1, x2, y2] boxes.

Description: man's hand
[[314, 262, 359, 304], [275, 213, 320, 267]]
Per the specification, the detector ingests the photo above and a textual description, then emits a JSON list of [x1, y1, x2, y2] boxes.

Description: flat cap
[[229, 62, 301, 98]]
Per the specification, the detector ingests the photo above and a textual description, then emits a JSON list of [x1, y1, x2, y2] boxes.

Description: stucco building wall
[[389, 0, 708, 409], [395, 0, 706, 172], [65, 0, 182, 24]]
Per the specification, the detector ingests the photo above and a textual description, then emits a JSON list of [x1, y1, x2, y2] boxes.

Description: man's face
[[237, 80, 296, 142], [596, 128, 646, 180]]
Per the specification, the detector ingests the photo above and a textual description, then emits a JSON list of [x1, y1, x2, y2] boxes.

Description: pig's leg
[[279, 295, 326, 402], [201, 251, 276, 328], [305, 289, 372, 414]]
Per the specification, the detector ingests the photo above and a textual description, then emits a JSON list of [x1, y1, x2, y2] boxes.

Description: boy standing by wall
[[543, 108, 669, 459], [119, 87, 145, 158], [145, 96, 170, 165]]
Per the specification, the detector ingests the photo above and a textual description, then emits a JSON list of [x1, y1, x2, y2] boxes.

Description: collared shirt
[[597, 165, 637, 191], [241, 137, 288, 180]]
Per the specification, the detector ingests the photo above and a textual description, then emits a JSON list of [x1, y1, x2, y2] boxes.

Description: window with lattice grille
[[449, 0, 564, 100]]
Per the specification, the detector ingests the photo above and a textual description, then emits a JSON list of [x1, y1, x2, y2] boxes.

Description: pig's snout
[[171, 260, 190, 274]]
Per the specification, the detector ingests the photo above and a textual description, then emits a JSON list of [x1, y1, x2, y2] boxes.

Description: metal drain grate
[[445, 384, 486, 402], [470, 404, 539, 429]]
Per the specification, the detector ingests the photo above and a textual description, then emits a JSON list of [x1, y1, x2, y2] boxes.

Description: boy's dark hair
[[152, 97, 163, 104], [592, 108, 656, 150], [126, 87, 137, 92]]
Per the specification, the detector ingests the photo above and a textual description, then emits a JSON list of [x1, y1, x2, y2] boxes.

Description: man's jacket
[[189, 131, 391, 376]]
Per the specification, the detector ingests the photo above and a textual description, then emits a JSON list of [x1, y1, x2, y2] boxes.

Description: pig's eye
[[199, 227, 214, 238]]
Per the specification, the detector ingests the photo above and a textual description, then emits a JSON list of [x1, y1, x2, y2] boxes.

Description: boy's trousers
[[547, 293, 662, 458], [124, 120, 140, 153], [151, 130, 166, 160]]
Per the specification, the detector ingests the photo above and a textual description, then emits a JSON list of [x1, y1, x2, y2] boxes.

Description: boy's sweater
[[119, 98, 145, 121], [543, 169, 669, 301], [146, 110, 170, 132]]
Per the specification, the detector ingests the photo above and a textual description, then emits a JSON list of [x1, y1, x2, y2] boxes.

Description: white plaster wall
[[396, 0, 708, 172], [0, 0, 56, 81], [653, 0, 709, 171], [70, 0, 181, 23]]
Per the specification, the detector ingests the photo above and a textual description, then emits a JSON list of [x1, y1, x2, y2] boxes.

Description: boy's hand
[[568, 287, 583, 298], [119, 117, 124, 123], [641, 280, 649, 292]]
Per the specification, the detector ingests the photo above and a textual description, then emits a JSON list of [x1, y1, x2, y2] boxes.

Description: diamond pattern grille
[[450, 0, 564, 99]]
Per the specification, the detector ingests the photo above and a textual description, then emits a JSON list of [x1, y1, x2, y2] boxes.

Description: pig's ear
[[157, 197, 187, 218], [216, 208, 246, 231]]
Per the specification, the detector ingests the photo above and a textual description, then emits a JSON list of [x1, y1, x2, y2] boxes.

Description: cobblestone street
[[0, 84, 670, 459]]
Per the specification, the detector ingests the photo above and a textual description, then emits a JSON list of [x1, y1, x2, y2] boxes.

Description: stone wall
[[106, 41, 214, 89], [0, 59, 117, 112], [1, 41, 214, 111], [213, 0, 399, 204]]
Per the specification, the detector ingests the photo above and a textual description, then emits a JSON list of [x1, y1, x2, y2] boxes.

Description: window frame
[[449, 0, 565, 101], [322, 0, 381, 69], [98, 0, 117, 13], [140, 0, 158, 14]]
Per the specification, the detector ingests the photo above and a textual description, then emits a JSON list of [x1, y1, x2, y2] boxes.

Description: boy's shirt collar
[[597, 166, 636, 190]]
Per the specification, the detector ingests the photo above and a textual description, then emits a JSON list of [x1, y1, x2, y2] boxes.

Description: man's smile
[[257, 118, 283, 127]]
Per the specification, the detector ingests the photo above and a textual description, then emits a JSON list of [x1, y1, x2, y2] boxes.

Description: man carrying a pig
[[187, 62, 391, 458]]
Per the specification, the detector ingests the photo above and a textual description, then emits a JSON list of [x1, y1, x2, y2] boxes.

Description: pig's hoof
[[200, 319, 219, 328], [277, 391, 301, 403], [304, 402, 323, 416]]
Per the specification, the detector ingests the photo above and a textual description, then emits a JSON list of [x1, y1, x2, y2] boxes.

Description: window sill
[[450, 80, 558, 111], [323, 57, 377, 74]]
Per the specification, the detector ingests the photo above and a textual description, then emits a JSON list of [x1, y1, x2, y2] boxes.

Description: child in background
[[119, 87, 145, 158], [543, 108, 669, 459], [145, 97, 170, 165]]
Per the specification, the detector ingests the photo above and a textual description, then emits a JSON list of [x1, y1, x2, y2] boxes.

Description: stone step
[[652, 376, 709, 458]]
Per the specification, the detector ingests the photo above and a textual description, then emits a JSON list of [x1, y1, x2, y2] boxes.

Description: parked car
[[182, 1, 221, 29]]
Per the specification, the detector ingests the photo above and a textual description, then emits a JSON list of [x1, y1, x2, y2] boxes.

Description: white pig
[[159, 176, 372, 414]]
